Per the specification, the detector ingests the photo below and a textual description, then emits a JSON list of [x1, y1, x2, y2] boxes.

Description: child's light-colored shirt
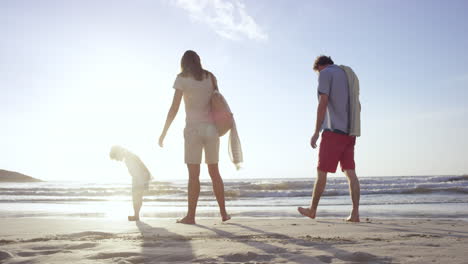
[[124, 152, 151, 189]]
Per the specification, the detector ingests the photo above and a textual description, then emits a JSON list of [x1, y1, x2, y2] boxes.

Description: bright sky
[[1, 0, 467, 182]]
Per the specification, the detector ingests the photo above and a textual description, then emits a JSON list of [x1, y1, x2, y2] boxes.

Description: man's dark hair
[[313, 55, 334, 71]]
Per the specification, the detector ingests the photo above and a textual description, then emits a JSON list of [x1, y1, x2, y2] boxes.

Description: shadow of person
[[195, 223, 322, 263], [197, 223, 392, 264], [357, 221, 468, 239], [235, 222, 394, 264], [136, 221, 194, 263]]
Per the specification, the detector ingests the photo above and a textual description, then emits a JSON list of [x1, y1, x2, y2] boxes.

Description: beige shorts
[[184, 123, 219, 164]]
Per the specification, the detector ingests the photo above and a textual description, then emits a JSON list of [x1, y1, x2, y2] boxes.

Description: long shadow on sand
[[136, 221, 194, 263], [196, 222, 392, 264], [356, 221, 468, 239]]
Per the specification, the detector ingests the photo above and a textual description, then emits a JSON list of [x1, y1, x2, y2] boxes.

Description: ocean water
[[1, 175, 467, 220]]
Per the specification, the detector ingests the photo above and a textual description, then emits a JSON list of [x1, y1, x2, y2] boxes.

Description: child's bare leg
[[129, 189, 143, 221]]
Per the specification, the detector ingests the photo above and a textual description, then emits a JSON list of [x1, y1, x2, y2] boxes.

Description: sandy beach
[[1, 217, 467, 264]]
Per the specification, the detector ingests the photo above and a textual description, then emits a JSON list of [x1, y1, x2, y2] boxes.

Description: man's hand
[[310, 132, 320, 149], [158, 134, 165, 148]]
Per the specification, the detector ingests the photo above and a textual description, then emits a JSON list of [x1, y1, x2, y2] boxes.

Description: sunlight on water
[[1, 175, 467, 220]]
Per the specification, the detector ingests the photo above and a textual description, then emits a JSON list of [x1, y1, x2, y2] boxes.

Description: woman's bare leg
[[177, 164, 200, 224], [208, 164, 230, 221]]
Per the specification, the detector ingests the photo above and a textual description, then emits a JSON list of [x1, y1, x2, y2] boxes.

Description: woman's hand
[[158, 133, 165, 148]]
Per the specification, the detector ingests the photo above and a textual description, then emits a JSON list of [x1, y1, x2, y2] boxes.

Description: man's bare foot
[[128, 216, 140, 221], [176, 216, 195, 224], [222, 214, 231, 222], [297, 207, 316, 219]]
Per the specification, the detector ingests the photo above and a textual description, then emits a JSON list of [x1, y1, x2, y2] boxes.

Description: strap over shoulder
[[209, 72, 219, 91]]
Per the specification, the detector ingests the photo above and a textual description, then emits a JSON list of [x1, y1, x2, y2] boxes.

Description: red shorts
[[318, 131, 356, 173]]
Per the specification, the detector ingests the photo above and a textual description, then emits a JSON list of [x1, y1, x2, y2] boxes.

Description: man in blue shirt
[[298, 55, 360, 222]]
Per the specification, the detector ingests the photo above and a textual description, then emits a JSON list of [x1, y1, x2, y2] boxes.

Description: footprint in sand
[[316, 255, 333, 263], [20, 242, 98, 257], [88, 252, 141, 260], [222, 251, 274, 262], [30, 245, 63, 250], [17, 250, 70, 257], [0, 251, 13, 261], [335, 251, 392, 263], [64, 231, 115, 240], [66, 242, 99, 250]]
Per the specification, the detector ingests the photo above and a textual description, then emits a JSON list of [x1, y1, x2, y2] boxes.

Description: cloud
[[172, 0, 268, 41]]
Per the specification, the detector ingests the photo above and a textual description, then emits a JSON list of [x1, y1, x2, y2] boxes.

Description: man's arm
[[311, 93, 329, 148], [315, 93, 329, 133]]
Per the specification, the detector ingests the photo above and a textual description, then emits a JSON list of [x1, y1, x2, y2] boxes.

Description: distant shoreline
[[0, 169, 42, 182]]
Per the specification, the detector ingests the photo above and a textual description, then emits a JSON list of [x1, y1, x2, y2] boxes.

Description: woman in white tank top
[[159, 50, 230, 224]]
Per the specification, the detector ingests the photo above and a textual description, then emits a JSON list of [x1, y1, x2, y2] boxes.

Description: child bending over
[[110, 145, 152, 221]]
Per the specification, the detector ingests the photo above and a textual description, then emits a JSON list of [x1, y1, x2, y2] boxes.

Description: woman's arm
[[159, 89, 183, 147]]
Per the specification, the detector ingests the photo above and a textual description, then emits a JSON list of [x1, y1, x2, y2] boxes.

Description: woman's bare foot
[[128, 216, 140, 221], [345, 210, 360, 222], [297, 207, 316, 219], [346, 215, 360, 222], [176, 216, 196, 224], [222, 214, 231, 222]]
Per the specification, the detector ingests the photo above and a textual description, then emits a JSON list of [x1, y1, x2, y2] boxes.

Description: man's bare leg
[[129, 190, 143, 221], [177, 164, 200, 224], [344, 169, 360, 222], [208, 164, 230, 222], [298, 169, 328, 218]]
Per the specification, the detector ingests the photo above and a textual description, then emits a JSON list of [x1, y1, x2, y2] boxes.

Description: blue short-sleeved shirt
[[317, 65, 349, 133]]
